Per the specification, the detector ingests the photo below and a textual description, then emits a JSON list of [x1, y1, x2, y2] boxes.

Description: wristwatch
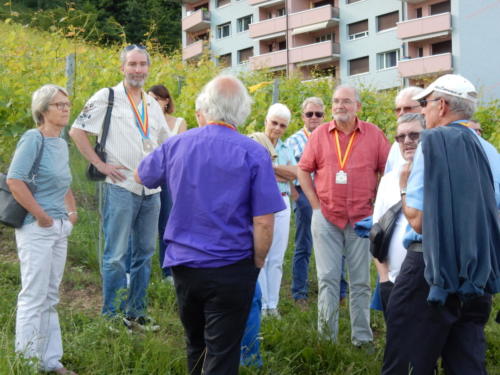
[[400, 187, 407, 197]]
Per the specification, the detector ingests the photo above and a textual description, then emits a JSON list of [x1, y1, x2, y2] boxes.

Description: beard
[[125, 73, 147, 88]]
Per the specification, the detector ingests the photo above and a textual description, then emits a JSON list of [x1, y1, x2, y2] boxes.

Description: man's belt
[[408, 242, 423, 252]]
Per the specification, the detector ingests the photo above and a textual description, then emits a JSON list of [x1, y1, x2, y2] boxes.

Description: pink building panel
[[250, 50, 288, 69], [289, 41, 340, 64], [182, 9, 210, 33], [398, 53, 452, 77], [397, 12, 451, 40], [182, 40, 206, 60], [288, 5, 339, 29], [249, 16, 287, 39]]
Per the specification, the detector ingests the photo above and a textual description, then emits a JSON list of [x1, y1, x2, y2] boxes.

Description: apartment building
[[181, 0, 500, 100]]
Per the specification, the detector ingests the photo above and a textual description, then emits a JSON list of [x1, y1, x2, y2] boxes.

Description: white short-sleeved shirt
[[372, 166, 408, 282], [72, 81, 170, 195]]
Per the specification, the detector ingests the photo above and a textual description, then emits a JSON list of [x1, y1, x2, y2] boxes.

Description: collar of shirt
[[327, 117, 365, 134]]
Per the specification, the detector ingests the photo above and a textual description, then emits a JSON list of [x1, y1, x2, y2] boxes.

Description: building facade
[[181, 0, 500, 100]]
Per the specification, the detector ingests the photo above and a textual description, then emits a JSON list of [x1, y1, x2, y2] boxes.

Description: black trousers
[[382, 250, 492, 375], [172, 258, 259, 375]]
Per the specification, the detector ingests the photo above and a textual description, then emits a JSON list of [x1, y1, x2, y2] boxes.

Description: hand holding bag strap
[[97, 88, 114, 151]]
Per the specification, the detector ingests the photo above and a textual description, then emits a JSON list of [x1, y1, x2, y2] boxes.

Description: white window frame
[[348, 31, 368, 40], [237, 15, 253, 33], [377, 50, 399, 70], [216, 22, 231, 39]]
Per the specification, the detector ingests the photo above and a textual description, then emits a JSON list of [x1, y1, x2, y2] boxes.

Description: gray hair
[[120, 45, 151, 66], [301, 97, 324, 112], [397, 113, 426, 129], [333, 84, 361, 103], [266, 103, 291, 124], [395, 86, 424, 104], [440, 93, 476, 119], [31, 84, 69, 125], [198, 75, 252, 127], [195, 92, 205, 111]]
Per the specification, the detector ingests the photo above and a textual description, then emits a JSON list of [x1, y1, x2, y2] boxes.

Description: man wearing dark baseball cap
[[382, 74, 500, 375]]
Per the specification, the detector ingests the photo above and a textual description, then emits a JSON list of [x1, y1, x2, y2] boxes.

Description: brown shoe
[[52, 367, 78, 375], [294, 298, 308, 311]]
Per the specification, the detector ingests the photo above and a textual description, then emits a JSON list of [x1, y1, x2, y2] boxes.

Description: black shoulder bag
[[369, 200, 402, 262], [0, 130, 45, 228], [86, 88, 114, 181]]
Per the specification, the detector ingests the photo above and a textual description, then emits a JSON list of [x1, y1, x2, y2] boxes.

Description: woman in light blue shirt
[[7, 84, 77, 375]]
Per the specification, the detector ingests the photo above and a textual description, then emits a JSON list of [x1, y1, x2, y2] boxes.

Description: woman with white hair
[[250, 103, 297, 317], [7, 84, 77, 375]]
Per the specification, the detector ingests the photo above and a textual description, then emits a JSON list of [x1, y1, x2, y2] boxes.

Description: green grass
[[0, 148, 499, 374]]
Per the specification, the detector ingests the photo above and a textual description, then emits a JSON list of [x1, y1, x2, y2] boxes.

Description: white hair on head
[[397, 113, 426, 129], [395, 86, 424, 104], [334, 84, 361, 103], [301, 97, 324, 112], [440, 93, 476, 119], [266, 103, 291, 124], [31, 84, 68, 125], [195, 92, 205, 111], [198, 75, 252, 127], [120, 45, 151, 66]]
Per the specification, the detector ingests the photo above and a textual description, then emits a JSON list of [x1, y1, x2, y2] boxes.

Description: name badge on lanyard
[[333, 129, 356, 185], [336, 170, 347, 184]]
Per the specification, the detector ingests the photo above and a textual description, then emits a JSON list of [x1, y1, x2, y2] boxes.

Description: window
[[416, 8, 423, 18], [418, 47, 424, 57], [238, 47, 253, 64], [277, 8, 286, 16], [313, 0, 332, 7], [218, 53, 231, 67], [315, 33, 334, 43], [216, 22, 231, 39], [348, 20, 368, 40], [432, 40, 451, 55], [278, 40, 287, 50], [377, 50, 399, 70], [349, 56, 369, 75], [237, 15, 253, 32], [430, 1, 451, 15], [216, 0, 230, 7], [377, 11, 399, 32]]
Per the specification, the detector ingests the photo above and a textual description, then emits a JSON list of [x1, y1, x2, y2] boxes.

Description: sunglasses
[[125, 44, 147, 51], [395, 132, 420, 144], [270, 120, 287, 129], [394, 105, 421, 114], [417, 98, 442, 108], [304, 111, 324, 118]]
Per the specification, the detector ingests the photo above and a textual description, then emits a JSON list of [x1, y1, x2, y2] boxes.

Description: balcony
[[249, 16, 287, 39], [250, 50, 287, 70], [182, 9, 210, 33], [397, 12, 451, 41], [398, 0, 427, 3], [398, 52, 452, 78], [290, 41, 340, 65], [182, 40, 209, 60], [249, 0, 284, 6], [289, 5, 339, 34]]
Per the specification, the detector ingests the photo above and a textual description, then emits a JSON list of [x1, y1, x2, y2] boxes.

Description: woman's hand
[[36, 213, 54, 228], [68, 212, 78, 225]]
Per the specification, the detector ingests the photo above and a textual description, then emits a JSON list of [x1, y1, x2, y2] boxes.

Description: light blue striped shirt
[[275, 139, 297, 195]]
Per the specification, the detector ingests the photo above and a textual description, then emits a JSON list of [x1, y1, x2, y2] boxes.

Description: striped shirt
[[286, 128, 309, 186], [275, 138, 297, 195], [72, 81, 170, 195]]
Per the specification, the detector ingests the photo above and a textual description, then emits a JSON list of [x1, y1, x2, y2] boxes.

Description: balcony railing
[[249, 49, 287, 70], [289, 5, 339, 30], [290, 41, 340, 64], [249, 16, 287, 39], [182, 40, 209, 60], [249, 0, 284, 6], [182, 9, 211, 33], [398, 53, 452, 77], [397, 12, 451, 40]]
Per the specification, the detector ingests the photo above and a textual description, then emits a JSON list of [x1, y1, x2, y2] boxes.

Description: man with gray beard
[[70, 45, 170, 330]]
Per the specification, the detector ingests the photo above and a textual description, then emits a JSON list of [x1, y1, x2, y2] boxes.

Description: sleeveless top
[[170, 117, 184, 135]]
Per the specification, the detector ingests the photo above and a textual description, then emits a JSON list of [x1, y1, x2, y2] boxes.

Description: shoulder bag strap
[[27, 129, 45, 190], [99, 88, 114, 148]]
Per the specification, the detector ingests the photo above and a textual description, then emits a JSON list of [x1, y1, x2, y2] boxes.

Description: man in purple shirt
[[135, 75, 285, 375]]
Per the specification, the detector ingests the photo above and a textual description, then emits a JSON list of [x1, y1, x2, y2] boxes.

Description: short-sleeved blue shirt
[[138, 124, 286, 268], [275, 138, 297, 195], [7, 129, 72, 225]]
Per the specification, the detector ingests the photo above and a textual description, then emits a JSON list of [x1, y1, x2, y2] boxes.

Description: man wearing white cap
[[382, 74, 500, 374]]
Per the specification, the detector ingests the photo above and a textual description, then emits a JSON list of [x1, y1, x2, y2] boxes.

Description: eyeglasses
[[395, 132, 421, 144], [304, 111, 324, 118], [394, 105, 421, 114], [417, 98, 442, 108], [333, 98, 355, 106], [49, 102, 71, 110], [270, 120, 287, 129], [125, 44, 146, 51]]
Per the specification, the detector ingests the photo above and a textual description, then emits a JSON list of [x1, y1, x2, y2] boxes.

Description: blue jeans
[[292, 187, 348, 300], [241, 282, 263, 367], [158, 183, 172, 278], [101, 183, 160, 318], [291, 187, 313, 300]]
